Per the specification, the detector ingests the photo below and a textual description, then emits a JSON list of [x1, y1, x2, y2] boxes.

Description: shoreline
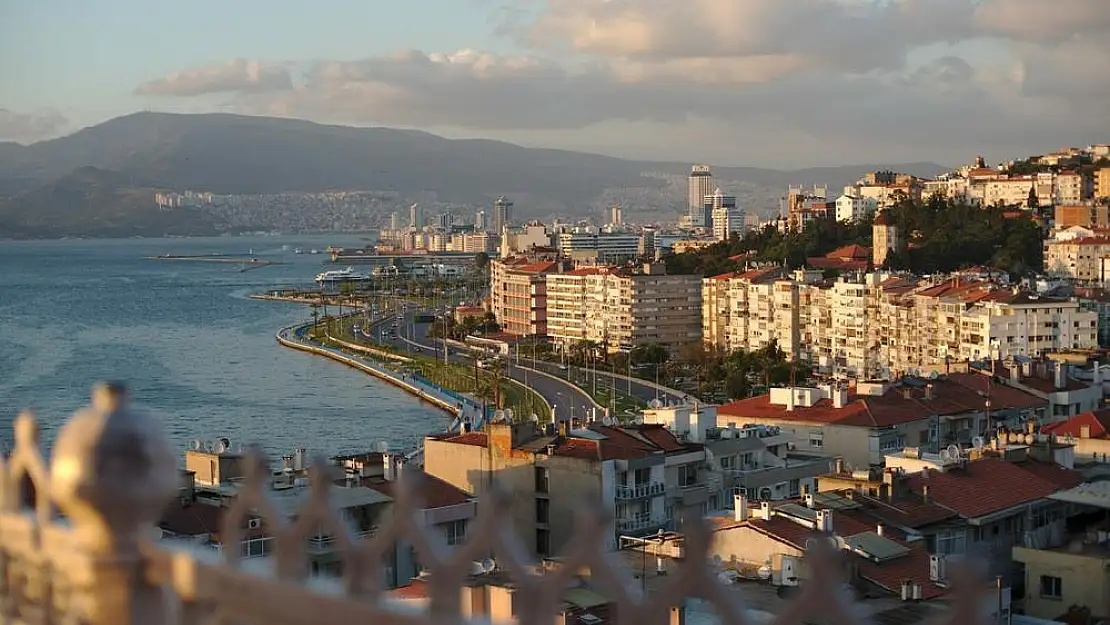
[[276, 321, 472, 424]]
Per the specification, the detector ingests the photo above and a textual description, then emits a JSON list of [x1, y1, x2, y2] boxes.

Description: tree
[[474, 252, 490, 270], [1027, 186, 1039, 210], [630, 343, 668, 367]]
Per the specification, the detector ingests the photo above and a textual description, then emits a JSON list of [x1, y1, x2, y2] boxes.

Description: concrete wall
[[1013, 546, 1110, 620], [711, 524, 802, 571]]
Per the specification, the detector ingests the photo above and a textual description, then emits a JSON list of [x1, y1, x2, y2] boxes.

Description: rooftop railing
[[1, 382, 997, 625]]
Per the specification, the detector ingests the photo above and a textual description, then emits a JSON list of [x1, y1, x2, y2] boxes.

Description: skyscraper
[[494, 196, 513, 232], [608, 205, 623, 226], [707, 189, 742, 241], [688, 165, 714, 223], [389, 212, 400, 231], [475, 210, 487, 231], [409, 203, 423, 229]]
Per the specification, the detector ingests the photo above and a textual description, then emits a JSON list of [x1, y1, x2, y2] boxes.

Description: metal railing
[[0, 382, 998, 625], [307, 529, 377, 554], [614, 481, 666, 500]]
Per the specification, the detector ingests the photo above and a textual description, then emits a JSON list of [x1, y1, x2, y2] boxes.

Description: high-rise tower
[[475, 210, 487, 231], [494, 196, 513, 233], [688, 165, 714, 224], [409, 203, 423, 229]]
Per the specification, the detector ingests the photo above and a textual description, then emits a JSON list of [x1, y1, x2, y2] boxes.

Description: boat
[[315, 267, 372, 284], [293, 248, 303, 254], [310, 249, 320, 255]]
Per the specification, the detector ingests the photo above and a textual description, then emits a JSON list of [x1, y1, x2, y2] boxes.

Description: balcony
[[306, 529, 377, 554], [616, 512, 672, 534], [614, 481, 666, 500]]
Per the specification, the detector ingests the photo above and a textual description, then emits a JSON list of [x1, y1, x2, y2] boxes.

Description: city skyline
[[1, 0, 1108, 167]]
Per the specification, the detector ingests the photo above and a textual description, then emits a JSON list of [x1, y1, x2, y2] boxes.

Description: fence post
[[50, 382, 179, 625]]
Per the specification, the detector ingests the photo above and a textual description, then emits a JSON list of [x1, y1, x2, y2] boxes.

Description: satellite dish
[[929, 371, 939, 380], [649, 399, 663, 409], [531, 414, 540, 423], [481, 558, 496, 573], [504, 408, 514, 421], [939, 449, 951, 463], [972, 436, 986, 450], [804, 538, 820, 551], [215, 440, 228, 454], [634, 416, 644, 425], [471, 561, 485, 575], [946, 444, 961, 459], [757, 564, 772, 580], [191, 439, 202, 451], [204, 441, 214, 452], [220, 437, 231, 450], [375, 440, 389, 454], [494, 410, 505, 423], [602, 416, 614, 426]]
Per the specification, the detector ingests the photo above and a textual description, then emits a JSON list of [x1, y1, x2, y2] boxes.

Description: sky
[[1, 0, 1108, 168]]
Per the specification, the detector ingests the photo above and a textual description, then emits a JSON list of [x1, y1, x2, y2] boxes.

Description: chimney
[[924, 384, 934, 400], [1081, 425, 1091, 439], [733, 494, 749, 521], [759, 501, 772, 520], [834, 457, 845, 474], [805, 493, 815, 509], [816, 509, 833, 533], [833, 387, 848, 409], [922, 484, 930, 503], [902, 388, 913, 400], [382, 453, 393, 481], [876, 524, 884, 537], [1055, 363, 1067, 390], [1010, 365, 1021, 384], [669, 604, 686, 625]]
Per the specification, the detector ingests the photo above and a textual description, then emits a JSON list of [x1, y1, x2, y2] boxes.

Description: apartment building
[[1096, 167, 1110, 199], [557, 230, 641, 262], [546, 263, 701, 353], [712, 269, 1100, 380], [423, 421, 714, 555], [489, 254, 566, 337], [702, 271, 735, 352], [1055, 204, 1109, 230], [1045, 236, 1110, 283], [718, 378, 1046, 468]]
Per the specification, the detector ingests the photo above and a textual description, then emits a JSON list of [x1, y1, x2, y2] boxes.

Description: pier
[[144, 254, 286, 272]]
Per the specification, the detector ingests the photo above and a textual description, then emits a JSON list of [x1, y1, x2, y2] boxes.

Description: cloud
[[0, 108, 68, 142], [135, 59, 292, 97], [134, 0, 1110, 165]]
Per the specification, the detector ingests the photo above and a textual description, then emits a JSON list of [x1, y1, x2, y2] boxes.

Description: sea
[[0, 235, 448, 459]]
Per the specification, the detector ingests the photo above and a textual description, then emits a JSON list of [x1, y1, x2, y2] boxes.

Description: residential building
[[423, 422, 714, 555], [872, 210, 900, 267], [702, 272, 736, 352], [1044, 236, 1110, 283], [545, 263, 702, 352], [717, 378, 1046, 468], [164, 444, 395, 580], [1054, 204, 1109, 230], [1096, 167, 1110, 199], [557, 230, 642, 262], [707, 189, 743, 241], [489, 253, 565, 337], [1054, 171, 1089, 205], [835, 189, 878, 223], [608, 204, 623, 227]]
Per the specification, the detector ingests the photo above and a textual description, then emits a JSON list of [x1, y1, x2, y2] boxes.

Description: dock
[[144, 255, 286, 272]]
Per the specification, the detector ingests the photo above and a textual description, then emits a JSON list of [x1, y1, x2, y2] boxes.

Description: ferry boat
[[315, 267, 372, 284]]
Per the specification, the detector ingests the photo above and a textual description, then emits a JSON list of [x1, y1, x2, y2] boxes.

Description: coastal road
[[522, 359, 690, 407], [364, 309, 597, 424]]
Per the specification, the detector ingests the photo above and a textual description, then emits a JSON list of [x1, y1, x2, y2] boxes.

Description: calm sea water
[[0, 236, 447, 458]]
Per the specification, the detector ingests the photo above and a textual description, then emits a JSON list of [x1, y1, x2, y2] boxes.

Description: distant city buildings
[[409, 203, 423, 229], [607, 205, 623, 227], [494, 196, 514, 233], [687, 165, 714, 227], [475, 209, 487, 231]]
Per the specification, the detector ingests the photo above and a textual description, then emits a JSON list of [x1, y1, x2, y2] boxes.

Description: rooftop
[[903, 458, 1082, 519], [365, 472, 473, 510], [1042, 409, 1110, 439], [430, 423, 700, 462]]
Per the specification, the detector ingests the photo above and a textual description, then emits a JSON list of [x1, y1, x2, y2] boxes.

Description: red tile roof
[[945, 373, 1055, 409], [904, 458, 1079, 519], [851, 493, 958, 529], [1043, 409, 1110, 439], [826, 244, 871, 260], [857, 546, 947, 600], [1014, 461, 1085, 490], [389, 578, 430, 600], [367, 473, 473, 509], [718, 378, 1044, 428], [435, 432, 489, 447]]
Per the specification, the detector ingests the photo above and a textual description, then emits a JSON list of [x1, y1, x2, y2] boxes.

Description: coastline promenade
[[276, 320, 479, 430]]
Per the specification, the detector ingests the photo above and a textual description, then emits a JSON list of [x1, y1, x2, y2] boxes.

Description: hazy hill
[[0, 166, 226, 239], [0, 112, 947, 237]]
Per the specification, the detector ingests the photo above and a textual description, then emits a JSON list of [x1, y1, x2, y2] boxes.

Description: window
[[789, 479, 801, 498], [809, 433, 824, 449], [634, 468, 652, 485], [445, 520, 467, 546], [534, 467, 549, 494], [935, 530, 966, 555], [1040, 575, 1062, 600], [536, 498, 550, 524], [239, 535, 271, 558], [536, 529, 551, 557], [719, 455, 734, 470], [679, 464, 699, 487]]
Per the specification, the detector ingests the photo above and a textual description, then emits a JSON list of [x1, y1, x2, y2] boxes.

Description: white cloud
[[135, 59, 292, 97], [133, 0, 1110, 165], [0, 108, 68, 142]]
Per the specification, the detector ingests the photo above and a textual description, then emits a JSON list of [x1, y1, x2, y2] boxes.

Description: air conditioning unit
[[248, 518, 262, 530]]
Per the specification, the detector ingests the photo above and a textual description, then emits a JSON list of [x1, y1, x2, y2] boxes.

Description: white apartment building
[[557, 231, 641, 262], [1044, 236, 1110, 284], [547, 264, 702, 352], [708, 271, 1100, 380], [834, 192, 877, 223]]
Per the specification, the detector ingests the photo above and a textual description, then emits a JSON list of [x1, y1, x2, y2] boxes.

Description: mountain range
[[0, 112, 947, 238]]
